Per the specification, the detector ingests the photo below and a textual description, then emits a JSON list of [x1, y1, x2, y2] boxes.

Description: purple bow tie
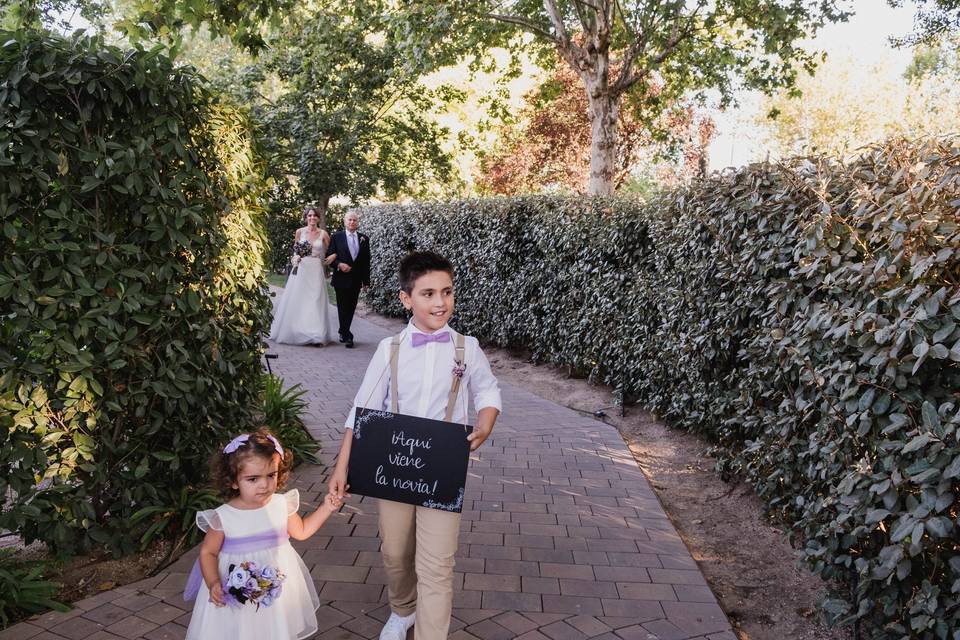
[[411, 331, 450, 348]]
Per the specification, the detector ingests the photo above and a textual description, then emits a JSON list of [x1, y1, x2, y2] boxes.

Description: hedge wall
[[0, 31, 272, 555], [359, 139, 960, 639]]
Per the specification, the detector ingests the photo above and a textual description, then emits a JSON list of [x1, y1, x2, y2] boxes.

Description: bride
[[269, 205, 338, 345]]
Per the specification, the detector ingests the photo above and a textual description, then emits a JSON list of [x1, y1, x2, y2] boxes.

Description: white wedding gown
[[269, 237, 338, 345]]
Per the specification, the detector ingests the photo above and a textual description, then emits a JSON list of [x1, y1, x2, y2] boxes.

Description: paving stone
[[47, 616, 105, 640], [661, 602, 730, 636], [112, 593, 160, 612], [481, 591, 543, 612], [617, 583, 678, 601], [489, 612, 540, 635], [26, 609, 84, 630], [318, 582, 383, 602], [142, 624, 187, 640], [0, 624, 46, 640], [522, 548, 575, 564], [540, 620, 589, 640], [138, 603, 184, 626], [514, 632, 551, 640], [593, 566, 650, 583], [541, 594, 604, 616], [560, 579, 620, 598], [566, 615, 613, 637], [311, 564, 371, 583], [452, 609, 500, 625], [672, 586, 717, 604], [81, 605, 130, 627], [600, 599, 665, 620], [484, 559, 540, 577], [463, 573, 521, 592], [464, 618, 515, 640], [104, 615, 159, 639], [640, 619, 690, 640], [341, 614, 385, 638], [468, 544, 522, 561], [540, 563, 595, 580], [648, 569, 707, 586]]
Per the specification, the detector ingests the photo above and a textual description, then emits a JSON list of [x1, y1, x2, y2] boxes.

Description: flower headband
[[223, 433, 284, 458]]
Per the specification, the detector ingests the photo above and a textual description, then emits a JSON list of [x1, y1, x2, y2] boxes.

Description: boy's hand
[[467, 424, 493, 451], [209, 582, 225, 607], [328, 469, 350, 500]]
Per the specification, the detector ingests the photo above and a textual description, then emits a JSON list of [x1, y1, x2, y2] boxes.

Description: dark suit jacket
[[327, 230, 371, 289]]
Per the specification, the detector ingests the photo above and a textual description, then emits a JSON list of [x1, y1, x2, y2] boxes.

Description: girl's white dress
[[269, 236, 338, 345], [185, 490, 320, 640]]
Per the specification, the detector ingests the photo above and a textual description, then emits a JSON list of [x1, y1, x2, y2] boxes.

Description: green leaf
[[921, 402, 940, 433], [903, 433, 930, 454]]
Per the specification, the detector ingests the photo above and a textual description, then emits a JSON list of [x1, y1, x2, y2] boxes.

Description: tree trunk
[[317, 193, 332, 228], [585, 80, 619, 196]]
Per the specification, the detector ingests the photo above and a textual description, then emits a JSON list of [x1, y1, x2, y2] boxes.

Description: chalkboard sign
[[347, 409, 473, 512]]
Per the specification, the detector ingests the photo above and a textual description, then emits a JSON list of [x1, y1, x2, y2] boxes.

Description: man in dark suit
[[326, 210, 370, 348]]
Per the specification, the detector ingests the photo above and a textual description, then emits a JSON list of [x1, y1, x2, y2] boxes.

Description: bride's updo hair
[[303, 204, 325, 228]]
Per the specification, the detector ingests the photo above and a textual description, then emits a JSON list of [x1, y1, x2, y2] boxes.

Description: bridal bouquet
[[290, 240, 313, 274], [224, 561, 286, 610]]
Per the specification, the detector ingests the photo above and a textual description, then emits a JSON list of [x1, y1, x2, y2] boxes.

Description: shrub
[[358, 139, 960, 638], [0, 31, 272, 556], [0, 549, 68, 628], [261, 373, 319, 465]]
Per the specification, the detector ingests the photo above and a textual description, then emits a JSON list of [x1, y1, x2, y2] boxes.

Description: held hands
[[208, 582, 225, 607], [328, 469, 350, 501], [322, 492, 344, 513]]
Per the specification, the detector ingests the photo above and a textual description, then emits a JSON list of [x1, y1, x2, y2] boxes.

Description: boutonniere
[[451, 359, 465, 394], [360, 236, 367, 243]]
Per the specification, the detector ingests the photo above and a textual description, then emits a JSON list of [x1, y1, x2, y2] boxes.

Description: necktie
[[349, 234, 358, 260], [411, 331, 450, 348]]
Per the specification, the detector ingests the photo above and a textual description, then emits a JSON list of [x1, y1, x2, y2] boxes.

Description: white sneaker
[[379, 611, 416, 640]]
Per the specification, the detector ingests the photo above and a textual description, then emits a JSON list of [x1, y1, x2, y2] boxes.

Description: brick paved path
[[2, 306, 735, 640]]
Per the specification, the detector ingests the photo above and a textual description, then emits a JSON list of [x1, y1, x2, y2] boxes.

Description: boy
[[328, 251, 502, 640]]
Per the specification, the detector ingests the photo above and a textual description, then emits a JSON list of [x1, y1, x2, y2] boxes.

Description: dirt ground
[[357, 305, 851, 640]]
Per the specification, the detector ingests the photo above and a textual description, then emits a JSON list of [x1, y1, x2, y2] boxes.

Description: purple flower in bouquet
[[228, 567, 251, 590], [224, 561, 286, 611]]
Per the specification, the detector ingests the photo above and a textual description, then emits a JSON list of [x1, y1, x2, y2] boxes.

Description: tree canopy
[[891, 0, 960, 44], [387, 0, 850, 194]]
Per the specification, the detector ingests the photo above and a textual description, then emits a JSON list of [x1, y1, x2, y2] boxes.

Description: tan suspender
[[389, 333, 401, 413], [444, 332, 466, 422], [389, 330, 465, 422]]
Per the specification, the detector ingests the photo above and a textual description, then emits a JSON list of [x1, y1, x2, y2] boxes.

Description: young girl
[[184, 429, 342, 639]]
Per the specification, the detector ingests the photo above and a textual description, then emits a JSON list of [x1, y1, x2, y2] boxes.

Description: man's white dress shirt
[[344, 321, 502, 429]]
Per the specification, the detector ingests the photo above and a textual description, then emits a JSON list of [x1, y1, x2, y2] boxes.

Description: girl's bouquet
[[224, 561, 286, 610], [290, 240, 312, 275]]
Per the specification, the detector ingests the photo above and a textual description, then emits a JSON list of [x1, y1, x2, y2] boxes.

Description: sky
[[708, 0, 920, 169]]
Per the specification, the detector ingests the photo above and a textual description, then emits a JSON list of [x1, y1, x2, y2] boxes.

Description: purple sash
[[183, 528, 289, 601]]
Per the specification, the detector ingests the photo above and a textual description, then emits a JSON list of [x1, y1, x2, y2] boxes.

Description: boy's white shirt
[[344, 320, 502, 428]]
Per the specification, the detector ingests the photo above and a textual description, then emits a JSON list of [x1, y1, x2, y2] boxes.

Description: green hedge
[[0, 31, 272, 555], [359, 139, 960, 638]]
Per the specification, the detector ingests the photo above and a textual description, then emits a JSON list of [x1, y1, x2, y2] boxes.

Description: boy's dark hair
[[399, 251, 454, 293], [210, 428, 292, 500]]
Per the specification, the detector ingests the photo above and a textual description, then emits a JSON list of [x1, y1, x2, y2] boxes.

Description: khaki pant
[[378, 499, 461, 640]]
